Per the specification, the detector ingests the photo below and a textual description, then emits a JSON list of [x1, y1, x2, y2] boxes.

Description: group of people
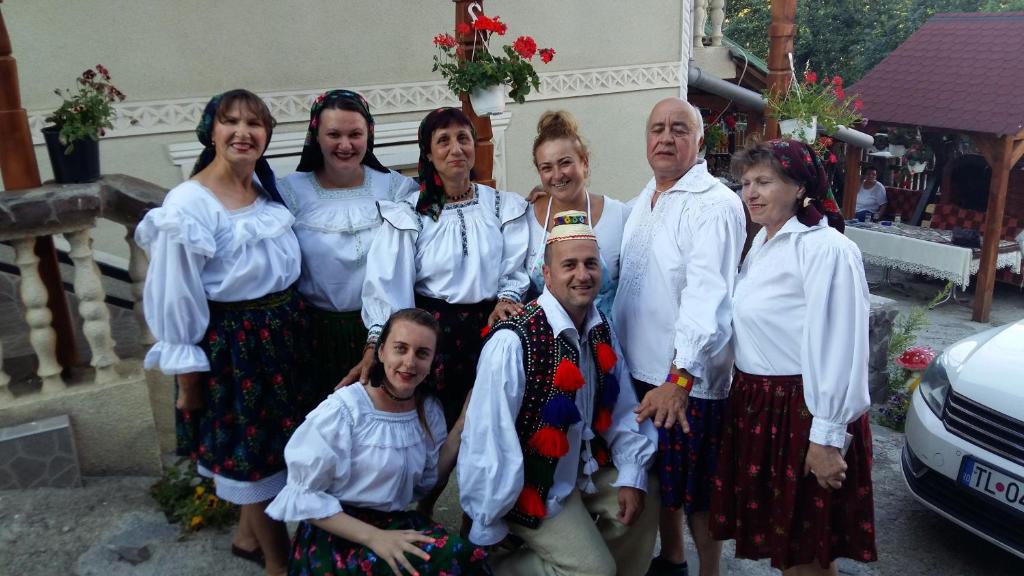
[[138, 87, 877, 576]]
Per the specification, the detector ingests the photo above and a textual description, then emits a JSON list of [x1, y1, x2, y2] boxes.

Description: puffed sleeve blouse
[[265, 384, 448, 522], [134, 180, 300, 375], [277, 168, 418, 312], [361, 184, 529, 339], [731, 216, 872, 448]]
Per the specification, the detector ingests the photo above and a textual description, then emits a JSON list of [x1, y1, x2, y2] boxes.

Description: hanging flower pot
[[42, 127, 100, 183], [907, 160, 928, 174], [469, 84, 506, 117], [779, 116, 818, 144], [890, 144, 907, 158]]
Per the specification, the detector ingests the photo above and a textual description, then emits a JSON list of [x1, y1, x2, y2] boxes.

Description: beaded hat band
[[546, 210, 596, 245]]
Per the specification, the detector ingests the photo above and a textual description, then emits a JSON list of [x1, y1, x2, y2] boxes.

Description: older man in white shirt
[[460, 211, 658, 576], [613, 98, 746, 576]]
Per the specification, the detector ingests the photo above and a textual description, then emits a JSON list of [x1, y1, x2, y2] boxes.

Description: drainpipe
[[687, 65, 874, 149]]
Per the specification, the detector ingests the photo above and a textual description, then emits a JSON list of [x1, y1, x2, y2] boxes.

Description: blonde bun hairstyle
[[533, 110, 590, 168]]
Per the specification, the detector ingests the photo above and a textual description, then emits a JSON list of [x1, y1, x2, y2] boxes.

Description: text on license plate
[[958, 457, 1024, 510]]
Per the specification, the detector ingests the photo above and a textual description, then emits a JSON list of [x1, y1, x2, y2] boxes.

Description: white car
[[903, 320, 1024, 559]]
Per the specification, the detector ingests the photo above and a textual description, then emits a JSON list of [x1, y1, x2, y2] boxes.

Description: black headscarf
[[295, 89, 388, 174], [190, 90, 285, 204]]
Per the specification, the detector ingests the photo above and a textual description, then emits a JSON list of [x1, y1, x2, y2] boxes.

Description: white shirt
[[855, 181, 887, 214], [459, 289, 656, 546], [732, 216, 871, 448], [525, 195, 630, 317], [278, 168, 418, 312], [361, 185, 530, 339], [612, 161, 746, 399], [265, 384, 447, 522], [135, 180, 301, 375]]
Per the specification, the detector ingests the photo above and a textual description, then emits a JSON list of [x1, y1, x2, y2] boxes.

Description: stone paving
[[2, 265, 1024, 575]]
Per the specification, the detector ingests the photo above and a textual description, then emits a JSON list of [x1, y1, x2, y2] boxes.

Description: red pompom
[[515, 485, 546, 518], [595, 342, 617, 373], [593, 445, 610, 466], [480, 324, 492, 339], [553, 358, 584, 392], [528, 426, 569, 458], [593, 407, 612, 434]]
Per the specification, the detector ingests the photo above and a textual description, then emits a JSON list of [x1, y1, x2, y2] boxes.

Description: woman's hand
[[487, 299, 524, 326], [804, 441, 847, 490], [338, 346, 376, 389], [365, 528, 436, 575], [524, 185, 547, 204], [175, 373, 205, 411]]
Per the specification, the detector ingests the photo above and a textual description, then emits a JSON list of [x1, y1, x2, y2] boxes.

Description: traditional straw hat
[[546, 210, 596, 244]]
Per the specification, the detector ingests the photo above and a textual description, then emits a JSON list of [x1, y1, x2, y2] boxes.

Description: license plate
[[958, 457, 1024, 512]]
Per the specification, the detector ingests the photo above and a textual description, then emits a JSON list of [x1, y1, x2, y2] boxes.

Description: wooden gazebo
[[851, 12, 1024, 322]]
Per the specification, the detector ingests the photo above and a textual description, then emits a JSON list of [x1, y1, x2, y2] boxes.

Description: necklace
[[445, 183, 475, 203], [380, 380, 415, 402]]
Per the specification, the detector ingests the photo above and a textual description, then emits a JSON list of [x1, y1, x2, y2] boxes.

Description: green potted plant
[[43, 64, 127, 183], [701, 121, 726, 157], [432, 14, 554, 116], [764, 69, 863, 144], [904, 142, 933, 174]]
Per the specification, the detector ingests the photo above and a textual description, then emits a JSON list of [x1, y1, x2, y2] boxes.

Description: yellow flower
[[195, 486, 206, 496], [190, 515, 204, 529]]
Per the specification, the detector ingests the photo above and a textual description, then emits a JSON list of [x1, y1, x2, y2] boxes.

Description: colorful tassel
[[541, 395, 581, 428], [553, 358, 585, 392], [529, 426, 569, 458], [595, 342, 617, 373], [593, 407, 612, 434], [600, 372, 620, 407], [516, 485, 546, 518]]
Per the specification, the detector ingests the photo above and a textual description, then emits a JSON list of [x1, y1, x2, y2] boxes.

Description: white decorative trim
[[28, 62, 681, 144], [167, 113, 513, 190]]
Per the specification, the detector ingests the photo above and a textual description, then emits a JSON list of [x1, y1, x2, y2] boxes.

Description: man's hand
[[175, 372, 205, 411], [617, 486, 645, 526], [487, 299, 524, 326], [337, 346, 376, 389], [634, 377, 691, 432], [804, 441, 848, 490]]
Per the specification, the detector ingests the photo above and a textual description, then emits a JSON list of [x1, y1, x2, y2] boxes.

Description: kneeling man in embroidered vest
[[459, 210, 659, 576]]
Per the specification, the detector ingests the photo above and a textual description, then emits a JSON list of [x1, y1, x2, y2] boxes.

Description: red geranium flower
[[272, 373, 284, 385], [803, 71, 818, 84], [433, 33, 458, 49], [473, 15, 507, 35], [834, 87, 846, 101], [831, 75, 844, 87], [539, 48, 556, 63], [513, 35, 537, 59], [853, 98, 864, 111], [456, 22, 472, 36], [237, 330, 246, 342], [259, 328, 270, 341]]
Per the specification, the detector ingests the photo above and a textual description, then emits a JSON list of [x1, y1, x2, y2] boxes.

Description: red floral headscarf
[[767, 139, 845, 232]]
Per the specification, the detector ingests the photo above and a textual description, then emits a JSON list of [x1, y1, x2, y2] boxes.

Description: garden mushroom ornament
[[895, 346, 936, 392]]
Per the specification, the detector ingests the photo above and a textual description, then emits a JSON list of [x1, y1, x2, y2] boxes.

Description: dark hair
[[370, 308, 441, 437], [295, 90, 389, 174], [731, 142, 800, 188], [863, 166, 878, 175], [415, 107, 478, 219], [533, 110, 590, 167], [214, 89, 277, 142]]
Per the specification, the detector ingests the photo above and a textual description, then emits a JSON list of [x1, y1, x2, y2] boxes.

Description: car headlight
[[916, 356, 952, 416]]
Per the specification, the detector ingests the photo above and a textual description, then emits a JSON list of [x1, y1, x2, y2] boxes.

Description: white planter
[[779, 116, 818, 144], [469, 85, 506, 117], [908, 160, 928, 174]]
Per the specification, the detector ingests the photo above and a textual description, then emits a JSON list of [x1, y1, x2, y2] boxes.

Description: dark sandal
[[231, 544, 265, 568], [645, 555, 688, 576]]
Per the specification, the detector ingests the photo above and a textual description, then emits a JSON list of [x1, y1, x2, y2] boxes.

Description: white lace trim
[[861, 251, 1020, 289]]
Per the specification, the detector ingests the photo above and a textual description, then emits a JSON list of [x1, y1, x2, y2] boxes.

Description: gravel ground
[[2, 265, 1024, 575]]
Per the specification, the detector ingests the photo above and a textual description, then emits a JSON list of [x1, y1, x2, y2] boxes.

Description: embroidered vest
[[484, 301, 620, 529]]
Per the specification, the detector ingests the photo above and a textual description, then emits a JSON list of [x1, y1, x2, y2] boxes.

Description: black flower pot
[[42, 127, 100, 183]]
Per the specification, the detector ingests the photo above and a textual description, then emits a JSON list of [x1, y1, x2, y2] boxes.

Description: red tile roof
[[850, 12, 1024, 137]]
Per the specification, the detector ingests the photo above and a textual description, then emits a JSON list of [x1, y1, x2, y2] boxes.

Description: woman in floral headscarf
[[709, 139, 876, 575], [277, 90, 418, 399], [136, 89, 309, 575]]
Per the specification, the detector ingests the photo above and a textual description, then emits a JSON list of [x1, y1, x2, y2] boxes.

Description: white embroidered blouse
[[265, 384, 447, 522], [361, 184, 530, 340], [612, 162, 746, 399], [135, 180, 300, 375], [732, 216, 872, 448], [458, 289, 656, 546], [277, 168, 418, 312]]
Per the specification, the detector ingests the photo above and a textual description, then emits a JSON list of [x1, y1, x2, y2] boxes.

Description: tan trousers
[[494, 469, 659, 576]]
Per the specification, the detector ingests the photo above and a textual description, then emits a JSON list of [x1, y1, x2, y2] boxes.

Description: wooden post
[[454, 0, 495, 187], [0, 3, 78, 372], [842, 143, 860, 218], [764, 0, 797, 139], [971, 134, 1013, 323]]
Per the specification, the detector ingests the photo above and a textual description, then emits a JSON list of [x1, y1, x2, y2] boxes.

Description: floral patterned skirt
[[708, 370, 877, 570], [307, 306, 368, 407], [414, 295, 494, 429], [176, 286, 311, 487], [635, 380, 727, 514], [289, 507, 491, 576]]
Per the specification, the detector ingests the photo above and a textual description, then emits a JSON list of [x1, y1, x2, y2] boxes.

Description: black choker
[[446, 183, 475, 203], [380, 381, 415, 402]]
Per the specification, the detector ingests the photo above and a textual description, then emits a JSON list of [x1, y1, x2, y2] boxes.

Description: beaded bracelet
[[665, 372, 693, 392]]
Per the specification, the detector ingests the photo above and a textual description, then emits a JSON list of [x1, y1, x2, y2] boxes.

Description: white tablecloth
[[846, 225, 1022, 289]]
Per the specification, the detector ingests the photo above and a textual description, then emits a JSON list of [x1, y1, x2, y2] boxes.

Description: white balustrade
[[694, 0, 708, 48], [710, 0, 725, 47], [12, 238, 64, 393], [64, 228, 121, 384]]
